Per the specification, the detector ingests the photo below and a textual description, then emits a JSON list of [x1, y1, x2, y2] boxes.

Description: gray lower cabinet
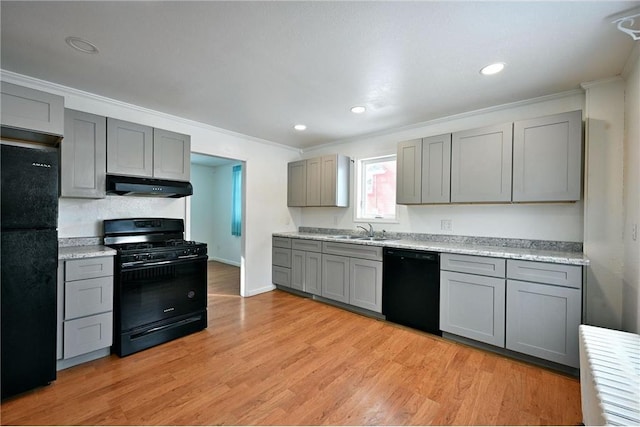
[[321, 242, 383, 312], [290, 239, 323, 295], [440, 270, 506, 347], [61, 109, 106, 198], [272, 237, 292, 287], [58, 256, 114, 369], [321, 254, 350, 303], [349, 257, 383, 312], [512, 110, 582, 202], [1, 82, 64, 138], [451, 123, 513, 203], [440, 253, 582, 367], [505, 260, 582, 368]]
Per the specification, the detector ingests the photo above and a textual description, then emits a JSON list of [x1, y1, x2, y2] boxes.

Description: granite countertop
[[58, 237, 116, 260], [58, 245, 117, 260], [273, 231, 590, 266]]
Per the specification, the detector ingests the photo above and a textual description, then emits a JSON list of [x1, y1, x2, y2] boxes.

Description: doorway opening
[[188, 153, 243, 297]]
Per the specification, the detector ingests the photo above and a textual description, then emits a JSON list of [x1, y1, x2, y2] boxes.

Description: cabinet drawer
[[272, 247, 291, 268], [65, 276, 113, 320], [272, 266, 291, 287], [440, 253, 505, 278], [291, 238, 322, 252], [322, 242, 383, 261], [507, 260, 581, 289], [63, 312, 113, 359], [272, 237, 292, 249], [65, 257, 114, 281]]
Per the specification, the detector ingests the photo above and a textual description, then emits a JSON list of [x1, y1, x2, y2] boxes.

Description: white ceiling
[[1, 1, 639, 150]]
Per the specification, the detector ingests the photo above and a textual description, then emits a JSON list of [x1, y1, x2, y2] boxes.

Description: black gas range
[[104, 218, 208, 357]]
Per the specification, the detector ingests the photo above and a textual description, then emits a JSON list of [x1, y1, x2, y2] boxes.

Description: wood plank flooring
[[0, 262, 582, 425]]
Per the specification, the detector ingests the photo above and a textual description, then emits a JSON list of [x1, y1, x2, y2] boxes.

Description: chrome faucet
[[357, 223, 374, 238]]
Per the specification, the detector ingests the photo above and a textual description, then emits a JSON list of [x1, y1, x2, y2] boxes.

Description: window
[[356, 155, 397, 221], [231, 164, 242, 236]]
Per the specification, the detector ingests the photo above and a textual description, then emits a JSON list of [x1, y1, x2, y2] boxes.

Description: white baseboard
[[209, 257, 241, 267], [243, 284, 276, 297]]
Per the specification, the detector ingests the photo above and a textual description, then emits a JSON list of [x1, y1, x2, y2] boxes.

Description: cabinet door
[[513, 110, 582, 202], [287, 160, 307, 206], [421, 133, 451, 204], [306, 157, 322, 206], [320, 155, 340, 206], [451, 123, 513, 203], [272, 266, 291, 287], [321, 254, 350, 303], [396, 139, 422, 204], [440, 271, 505, 346], [506, 279, 581, 367], [65, 257, 114, 281], [61, 109, 106, 198], [349, 258, 382, 313], [304, 252, 322, 296], [1, 82, 64, 137], [153, 128, 190, 181], [290, 250, 305, 291], [106, 118, 153, 177]]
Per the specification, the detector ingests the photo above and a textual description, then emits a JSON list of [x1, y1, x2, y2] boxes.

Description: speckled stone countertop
[[273, 231, 590, 266], [58, 237, 116, 260]]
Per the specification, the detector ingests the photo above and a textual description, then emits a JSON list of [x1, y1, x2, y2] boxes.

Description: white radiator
[[579, 325, 640, 426]]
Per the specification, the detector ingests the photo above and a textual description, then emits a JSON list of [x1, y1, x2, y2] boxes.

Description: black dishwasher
[[382, 248, 441, 335]]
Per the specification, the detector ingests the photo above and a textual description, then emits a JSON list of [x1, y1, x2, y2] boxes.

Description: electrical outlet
[[633, 223, 638, 241], [333, 215, 339, 226], [441, 219, 452, 231]]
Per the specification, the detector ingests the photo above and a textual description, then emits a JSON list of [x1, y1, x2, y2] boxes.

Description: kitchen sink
[[332, 235, 396, 242]]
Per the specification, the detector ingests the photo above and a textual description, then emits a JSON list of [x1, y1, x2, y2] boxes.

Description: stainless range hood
[[106, 175, 193, 198]]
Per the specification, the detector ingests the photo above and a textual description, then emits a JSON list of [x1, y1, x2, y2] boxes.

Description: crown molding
[[580, 76, 624, 90], [304, 88, 585, 153], [0, 69, 299, 153]]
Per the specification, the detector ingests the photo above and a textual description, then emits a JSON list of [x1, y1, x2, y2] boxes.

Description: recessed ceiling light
[[65, 36, 99, 54], [294, 124, 307, 131], [480, 62, 505, 76], [350, 106, 366, 114]]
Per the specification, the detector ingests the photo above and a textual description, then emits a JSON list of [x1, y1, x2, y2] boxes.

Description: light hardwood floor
[[0, 262, 582, 425]]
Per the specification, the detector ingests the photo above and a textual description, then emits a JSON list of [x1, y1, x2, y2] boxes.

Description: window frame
[[354, 154, 398, 224]]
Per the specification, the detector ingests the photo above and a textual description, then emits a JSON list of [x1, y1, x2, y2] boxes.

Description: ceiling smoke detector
[[65, 36, 99, 54]]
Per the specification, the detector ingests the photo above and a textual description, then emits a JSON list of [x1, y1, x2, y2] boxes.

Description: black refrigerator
[[1, 142, 59, 399]]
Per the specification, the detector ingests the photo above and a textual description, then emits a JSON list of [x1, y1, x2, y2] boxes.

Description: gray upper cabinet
[[306, 157, 322, 206], [287, 160, 307, 207], [512, 110, 582, 202], [396, 139, 422, 204], [107, 118, 190, 181], [61, 109, 106, 199], [421, 133, 452, 204], [287, 154, 350, 207], [451, 123, 513, 203], [1, 82, 64, 139], [107, 118, 153, 178], [321, 154, 349, 207], [153, 128, 190, 181]]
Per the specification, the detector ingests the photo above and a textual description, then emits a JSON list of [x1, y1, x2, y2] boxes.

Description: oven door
[[117, 256, 207, 332]]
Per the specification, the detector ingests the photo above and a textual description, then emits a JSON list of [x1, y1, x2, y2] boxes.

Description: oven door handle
[[121, 255, 208, 270]]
